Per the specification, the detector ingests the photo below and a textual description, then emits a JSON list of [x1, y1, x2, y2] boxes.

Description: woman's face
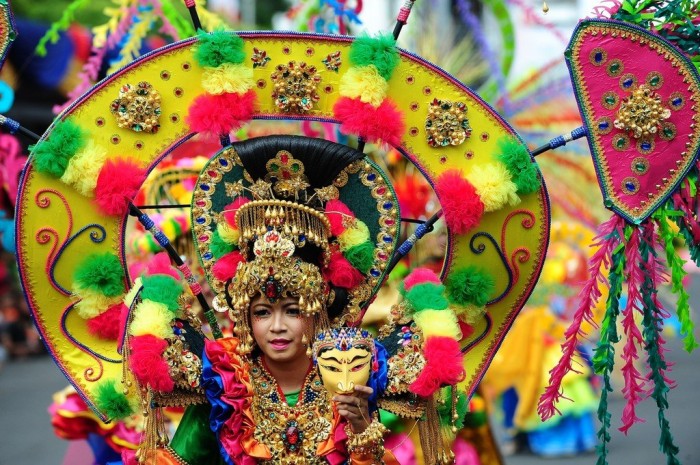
[[250, 294, 309, 364]]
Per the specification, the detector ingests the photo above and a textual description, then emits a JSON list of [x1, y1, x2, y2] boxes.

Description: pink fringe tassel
[[619, 226, 648, 434], [538, 214, 624, 420]]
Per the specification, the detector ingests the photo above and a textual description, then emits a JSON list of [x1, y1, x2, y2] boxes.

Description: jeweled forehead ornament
[[228, 230, 328, 317]]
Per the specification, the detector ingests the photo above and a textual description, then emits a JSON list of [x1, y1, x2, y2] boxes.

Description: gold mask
[[313, 327, 374, 396]]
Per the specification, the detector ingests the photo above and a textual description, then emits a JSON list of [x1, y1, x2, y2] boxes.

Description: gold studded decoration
[[425, 99, 472, 148], [110, 81, 162, 133], [613, 84, 671, 139], [270, 61, 321, 113]]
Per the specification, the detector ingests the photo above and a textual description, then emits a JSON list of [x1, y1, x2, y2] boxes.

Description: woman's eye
[[286, 307, 301, 316], [350, 362, 369, 372], [253, 309, 270, 318]]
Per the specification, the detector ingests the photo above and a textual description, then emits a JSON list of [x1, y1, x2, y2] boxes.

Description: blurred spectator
[[0, 300, 44, 359]]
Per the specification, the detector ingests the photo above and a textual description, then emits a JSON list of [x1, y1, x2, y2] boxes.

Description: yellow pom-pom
[[124, 277, 143, 309], [201, 63, 254, 95], [161, 219, 179, 241], [217, 222, 240, 245], [129, 300, 173, 338], [60, 141, 107, 196], [73, 286, 123, 319], [413, 309, 462, 339], [338, 220, 370, 251], [468, 163, 520, 212], [452, 303, 486, 325], [339, 65, 388, 107]]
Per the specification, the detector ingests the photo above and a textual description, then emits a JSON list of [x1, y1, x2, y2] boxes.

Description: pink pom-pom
[[325, 199, 354, 236], [121, 450, 138, 465], [212, 251, 246, 281], [323, 250, 364, 289], [86, 304, 123, 340], [334, 97, 405, 147], [129, 334, 174, 392], [146, 252, 181, 280], [435, 170, 484, 234], [409, 336, 464, 397], [186, 90, 257, 141], [403, 267, 441, 291], [94, 158, 146, 216], [223, 197, 251, 227]]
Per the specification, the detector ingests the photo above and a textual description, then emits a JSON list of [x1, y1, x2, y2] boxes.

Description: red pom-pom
[[333, 97, 405, 147], [129, 334, 174, 392], [325, 199, 354, 237], [186, 90, 257, 141], [459, 320, 475, 339], [435, 170, 484, 234], [146, 252, 181, 280], [409, 336, 464, 397], [403, 267, 441, 292], [222, 197, 250, 227], [323, 250, 364, 289], [117, 303, 130, 353], [86, 304, 123, 340], [94, 158, 146, 216], [212, 251, 246, 281]]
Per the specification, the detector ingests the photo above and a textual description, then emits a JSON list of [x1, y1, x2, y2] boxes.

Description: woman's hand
[[333, 385, 373, 434]]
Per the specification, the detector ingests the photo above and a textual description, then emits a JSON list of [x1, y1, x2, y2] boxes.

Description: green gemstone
[[650, 75, 660, 86], [291, 163, 300, 172], [635, 163, 646, 172], [270, 164, 279, 171], [663, 126, 674, 138], [609, 62, 620, 73], [616, 137, 626, 148], [605, 95, 616, 105]]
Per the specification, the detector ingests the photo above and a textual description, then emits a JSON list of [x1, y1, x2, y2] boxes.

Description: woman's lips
[[269, 339, 291, 350]]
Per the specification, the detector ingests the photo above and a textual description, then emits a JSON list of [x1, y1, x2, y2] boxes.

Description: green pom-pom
[[33, 119, 86, 178], [73, 253, 125, 297], [349, 34, 399, 81], [95, 379, 134, 420], [345, 241, 375, 274], [195, 30, 245, 67], [496, 136, 541, 195], [210, 229, 235, 259], [437, 386, 469, 428], [445, 266, 494, 307], [405, 282, 448, 312], [141, 274, 184, 313]]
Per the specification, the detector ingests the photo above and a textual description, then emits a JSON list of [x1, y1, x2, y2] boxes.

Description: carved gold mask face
[[317, 346, 372, 396]]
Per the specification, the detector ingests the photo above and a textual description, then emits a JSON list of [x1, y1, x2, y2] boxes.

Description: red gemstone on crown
[[286, 426, 299, 445]]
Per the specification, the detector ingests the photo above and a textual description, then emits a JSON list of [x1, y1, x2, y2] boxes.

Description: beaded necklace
[[250, 356, 335, 465]]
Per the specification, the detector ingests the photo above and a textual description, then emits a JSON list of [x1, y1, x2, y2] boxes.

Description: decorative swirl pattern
[[501, 209, 536, 290], [461, 313, 492, 354], [469, 232, 512, 304], [50, 224, 108, 294], [60, 303, 122, 383], [35, 189, 74, 296]]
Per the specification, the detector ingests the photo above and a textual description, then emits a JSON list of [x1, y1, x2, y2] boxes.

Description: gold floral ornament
[[322, 51, 342, 72], [613, 84, 671, 140], [425, 99, 472, 147], [110, 81, 162, 133], [270, 61, 321, 113], [265, 150, 310, 197], [251, 47, 271, 68]]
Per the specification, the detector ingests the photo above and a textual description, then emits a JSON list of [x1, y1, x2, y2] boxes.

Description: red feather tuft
[[222, 197, 251, 227], [212, 251, 246, 281], [325, 199, 354, 237], [403, 267, 441, 291], [333, 97, 405, 147], [86, 304, 123, 340], [394, 174, 432, 219], [435, 170, 484, 234], [146, 252, 181, 280], [129, 334, 174, 392], [409, 336, 464, 397], [94, 158, 146, 216], [186, 90, 257, 141], [323, 249, 364, 289]]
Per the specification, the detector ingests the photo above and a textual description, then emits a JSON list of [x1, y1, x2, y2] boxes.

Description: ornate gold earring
[[302, 333, 312, 357]]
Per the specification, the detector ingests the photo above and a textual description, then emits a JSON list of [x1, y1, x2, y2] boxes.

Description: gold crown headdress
[[312, 327, 375, 361]]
